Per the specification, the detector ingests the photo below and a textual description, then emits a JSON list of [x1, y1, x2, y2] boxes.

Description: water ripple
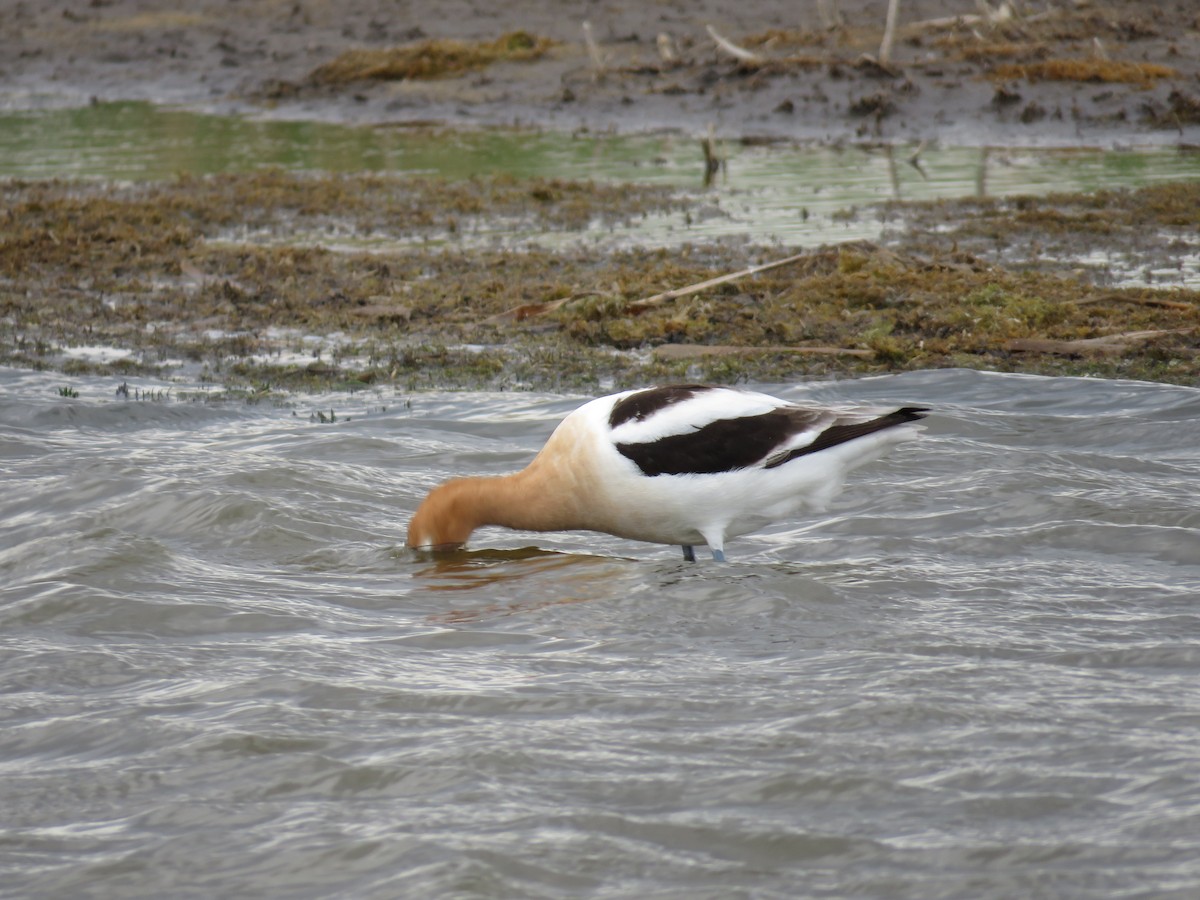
[[2, 367, 1200, 898]]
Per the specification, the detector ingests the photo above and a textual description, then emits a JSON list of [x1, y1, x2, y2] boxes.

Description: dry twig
[[706, 24, 762, 63], [879, 0, 901, 66], [1070, 294, 1194, 312], [582, 21, 605, 77], [628, 252, 808, 312], [652, 344, 874, 361], [1006, 328, 1193, 357]]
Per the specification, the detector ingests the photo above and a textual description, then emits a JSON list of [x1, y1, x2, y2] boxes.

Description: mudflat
[[6, 0, 1200, 143]]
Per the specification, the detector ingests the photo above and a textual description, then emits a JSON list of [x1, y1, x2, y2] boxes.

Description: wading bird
[[407, 384, 927, 561]]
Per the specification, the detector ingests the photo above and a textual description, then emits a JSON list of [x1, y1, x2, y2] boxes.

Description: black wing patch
[[616, 410, 808, 477], [616, 406, 928, 477], [608, 384, 715, 430], [762, 406, 929, 469]]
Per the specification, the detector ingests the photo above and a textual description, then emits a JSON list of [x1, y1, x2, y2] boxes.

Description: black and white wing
[[607, 384, 926, 477]]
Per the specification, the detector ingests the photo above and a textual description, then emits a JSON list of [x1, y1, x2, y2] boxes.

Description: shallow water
[[3, 102, 1200, 250], [3, 366, 1200, 897]]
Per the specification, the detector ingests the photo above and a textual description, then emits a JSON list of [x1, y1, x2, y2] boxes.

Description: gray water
[[3, 366, 1200, 898]]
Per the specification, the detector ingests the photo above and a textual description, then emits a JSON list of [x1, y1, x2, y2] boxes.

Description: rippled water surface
[[3, 367, 1200, 898]]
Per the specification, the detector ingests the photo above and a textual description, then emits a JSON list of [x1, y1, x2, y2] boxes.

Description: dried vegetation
[[310, 31, 556, 84], [2, 171, 1198, 391], [989, 60, 1177, 84]]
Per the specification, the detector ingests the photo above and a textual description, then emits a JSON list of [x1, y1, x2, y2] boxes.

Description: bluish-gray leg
[[681, 545, 696, 562], [711, 548, 726, 562]]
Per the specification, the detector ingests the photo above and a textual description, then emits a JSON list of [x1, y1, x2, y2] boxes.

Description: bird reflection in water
[[412, 546, 625, 623]]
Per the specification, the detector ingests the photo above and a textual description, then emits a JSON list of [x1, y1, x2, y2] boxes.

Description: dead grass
[[3, 172, 1198, 390], [948, 41, 1049, 64], [310, 31, 555, 84], [92, 12, 210, 32], [990, 59, 1178, 84]]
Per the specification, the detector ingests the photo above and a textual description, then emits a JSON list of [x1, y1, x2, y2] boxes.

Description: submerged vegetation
[[1, 170, 1197, 392]]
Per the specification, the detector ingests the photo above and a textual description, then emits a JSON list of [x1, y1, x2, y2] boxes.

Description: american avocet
[[407, 384, 927, 561]]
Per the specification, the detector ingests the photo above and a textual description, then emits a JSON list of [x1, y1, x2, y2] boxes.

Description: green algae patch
[[3, 171, 1198, 391], [311, 32, 556, 84]]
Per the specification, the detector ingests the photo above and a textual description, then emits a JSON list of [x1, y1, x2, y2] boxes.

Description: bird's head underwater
[[406, 478, 479, 551]]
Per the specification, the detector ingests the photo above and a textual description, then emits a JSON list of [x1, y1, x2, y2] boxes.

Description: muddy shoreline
[[6, 1, 1200, 146]]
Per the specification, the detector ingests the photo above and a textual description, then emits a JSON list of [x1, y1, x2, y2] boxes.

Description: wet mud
[[7, 0, 1200, 144], [6, 1, 1200, 144]]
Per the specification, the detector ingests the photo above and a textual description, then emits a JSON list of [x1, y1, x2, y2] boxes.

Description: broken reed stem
[[582, 21, 605, 77], [879, 0, 901, 66], [701, 123, 723, 185], [816, 0, 843, 30], [912, 2, 1018, 30], [489, 254, 810, 323], [652, 344, 874, 361], [706, 24, 762, 63], [1070, 294, 1195, 311], [1007, 328, 1194, 357], [628, 252, 808, 311]]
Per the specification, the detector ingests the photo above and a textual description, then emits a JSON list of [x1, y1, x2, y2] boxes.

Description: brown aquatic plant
[[310, 31, 555, 84], [990, 59, 1178, 84]]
